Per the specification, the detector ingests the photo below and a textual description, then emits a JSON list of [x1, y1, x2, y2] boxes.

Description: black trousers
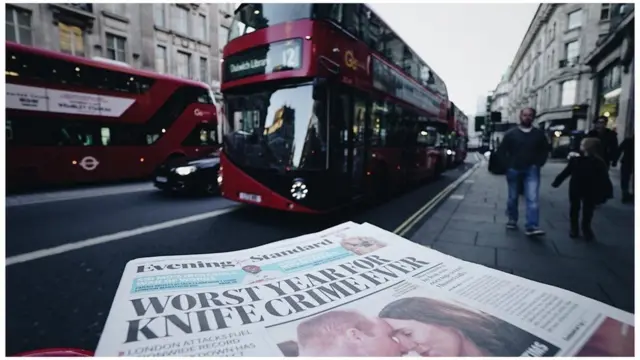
[[570, 196, 595, 231], [621, 161, 633, 196]]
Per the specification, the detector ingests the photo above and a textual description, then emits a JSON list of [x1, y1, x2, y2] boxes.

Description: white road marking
[[394, 161, 481, 236], [6, 183, 155, 207], [449, 194, 465, 200], [6, 206, 241, 266]]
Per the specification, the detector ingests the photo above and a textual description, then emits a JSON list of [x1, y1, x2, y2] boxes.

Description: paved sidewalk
[[411, 155, 635, 313]]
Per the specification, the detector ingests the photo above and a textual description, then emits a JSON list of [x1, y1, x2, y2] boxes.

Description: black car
[[153, 152, 221, 195]]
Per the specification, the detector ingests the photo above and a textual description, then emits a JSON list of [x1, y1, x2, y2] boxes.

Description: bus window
[[7, 120, 13, 141], [371, 100, 389, 146], [182, 123, 218, 146], [417, 128, 438, 147], [229, 4, 312, 41], [6, 50, 155, 94], [59, 123, 101, 146], [100, 127, 111, 146]]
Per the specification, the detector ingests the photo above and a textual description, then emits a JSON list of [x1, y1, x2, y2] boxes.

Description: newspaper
[[95, 222, 634, 357]]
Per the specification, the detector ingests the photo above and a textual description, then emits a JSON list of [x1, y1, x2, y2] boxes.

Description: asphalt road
[[6, 160, 476, 355]]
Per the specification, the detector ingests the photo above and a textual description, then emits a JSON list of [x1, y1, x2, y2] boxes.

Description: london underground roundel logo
[[79, 156, 99, 171]]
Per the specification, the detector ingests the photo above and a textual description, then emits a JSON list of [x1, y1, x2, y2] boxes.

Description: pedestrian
[[496, 107, 549, 236], [586, 116, 619, 168], [551, 137, 613, 241], [614, 135, 634, 203]]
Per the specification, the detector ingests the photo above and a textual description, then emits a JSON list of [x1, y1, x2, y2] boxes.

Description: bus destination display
[[224, 39, 303, 82]]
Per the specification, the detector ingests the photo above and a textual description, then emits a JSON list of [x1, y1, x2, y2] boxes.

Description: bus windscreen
[[229, 4, 312, 42]]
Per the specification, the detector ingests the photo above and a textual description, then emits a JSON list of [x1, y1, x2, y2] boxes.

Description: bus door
[[351, 94, 369, 196], [331, 87, 369, 200], [415, 127, 431, 179]]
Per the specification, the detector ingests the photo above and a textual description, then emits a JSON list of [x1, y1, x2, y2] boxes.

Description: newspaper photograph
[[95, 222, 634, 357], [271, 286, 560, 357]]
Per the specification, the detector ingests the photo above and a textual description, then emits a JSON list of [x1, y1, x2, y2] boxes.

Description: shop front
[[543, 119, 573, 158], [595, 64, 622, 131], [586, 4, 634, 141]]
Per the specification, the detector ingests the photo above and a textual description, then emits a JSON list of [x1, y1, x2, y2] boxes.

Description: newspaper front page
[[95, 222, 634, 357]]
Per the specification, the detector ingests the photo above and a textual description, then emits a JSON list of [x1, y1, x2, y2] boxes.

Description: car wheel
[[204, 182, 219, 196]]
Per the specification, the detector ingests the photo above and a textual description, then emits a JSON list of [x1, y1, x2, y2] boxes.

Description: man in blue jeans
[[497, 107, 549, 236]]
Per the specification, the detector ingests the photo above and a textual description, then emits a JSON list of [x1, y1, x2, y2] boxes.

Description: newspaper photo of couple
[[275, 291, 560, 357]]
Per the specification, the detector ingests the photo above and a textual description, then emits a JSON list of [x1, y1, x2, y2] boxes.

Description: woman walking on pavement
[[551, 138, 613, 241]]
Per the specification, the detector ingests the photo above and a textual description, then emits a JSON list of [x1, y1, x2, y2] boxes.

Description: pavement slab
[[411, 154, 635, 313]]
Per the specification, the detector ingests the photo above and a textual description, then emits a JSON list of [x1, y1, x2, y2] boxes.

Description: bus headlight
[[175, 166, 196, 176], [290, 179, 308, 200], [217, 166, 223, 186], [446, 149, 453, 155]]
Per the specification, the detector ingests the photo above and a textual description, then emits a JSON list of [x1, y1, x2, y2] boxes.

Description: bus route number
[[282, 47, 300, 69]]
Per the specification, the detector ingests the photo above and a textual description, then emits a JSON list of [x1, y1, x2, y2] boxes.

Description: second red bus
[[6, 42, 219, 192]]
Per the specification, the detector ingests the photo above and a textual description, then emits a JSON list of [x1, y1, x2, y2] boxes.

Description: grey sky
[[370, 2, 539, 116]]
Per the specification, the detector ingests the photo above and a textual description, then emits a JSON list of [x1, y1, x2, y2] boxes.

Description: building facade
[[490, 69, 512, 123], [585, 4, 634, 142], [5, 3, 235, 99], [503, 3, 614, 136]]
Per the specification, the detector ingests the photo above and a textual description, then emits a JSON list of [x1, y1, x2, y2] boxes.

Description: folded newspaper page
[[95, 222, 634, 357]]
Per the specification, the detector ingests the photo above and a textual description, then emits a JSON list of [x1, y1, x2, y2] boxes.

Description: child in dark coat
[[551, 138, 613, 240]]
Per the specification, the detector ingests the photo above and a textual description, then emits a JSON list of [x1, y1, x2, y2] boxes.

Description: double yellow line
[[394, 156, 483, 237]]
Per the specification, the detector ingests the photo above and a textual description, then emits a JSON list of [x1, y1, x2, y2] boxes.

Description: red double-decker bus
[[6, 42, 219, 191], [219, 3, 452, 213], [447, 102, 469, 166], [455, 106, 469, 164]]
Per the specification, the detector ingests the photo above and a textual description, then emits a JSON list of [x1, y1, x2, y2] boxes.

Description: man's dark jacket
[[496, 127, 549, 171], [586, 128, 618, 165], [616, 137, 634, 166]]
